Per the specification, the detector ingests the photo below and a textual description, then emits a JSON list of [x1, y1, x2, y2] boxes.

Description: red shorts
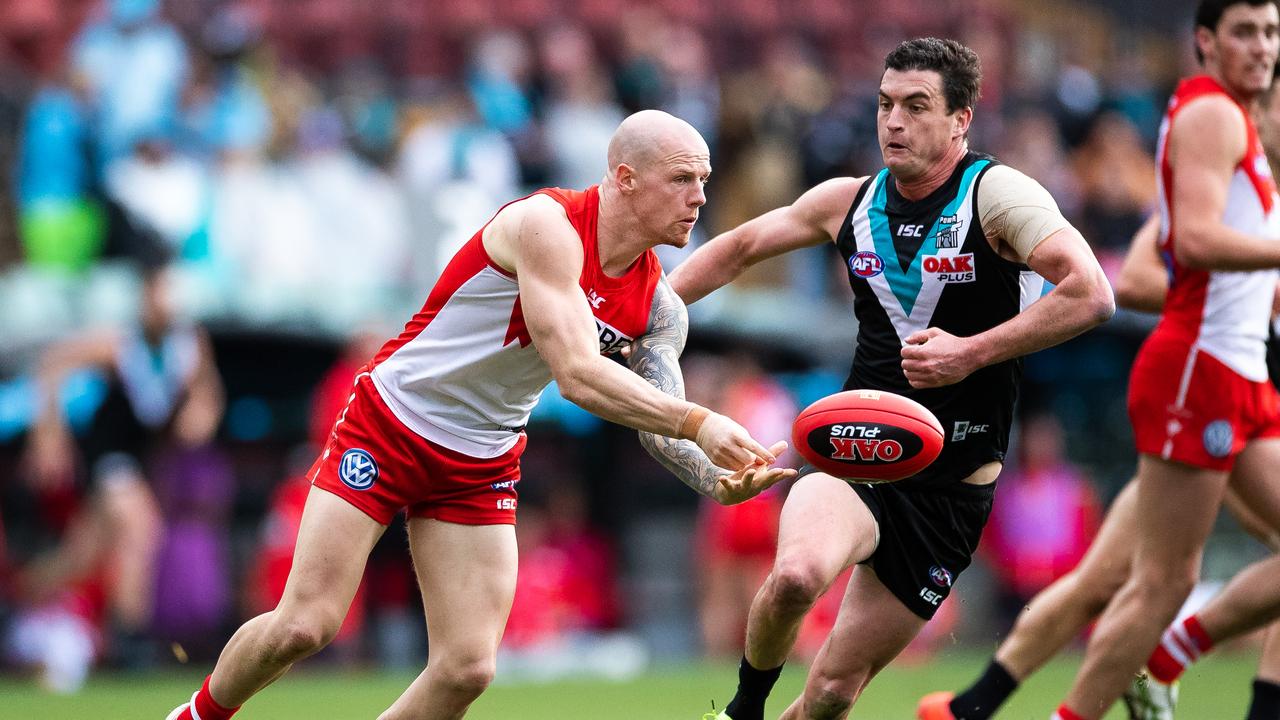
[[1128, 334, 1280, 471], [309, 373, 526, 525]]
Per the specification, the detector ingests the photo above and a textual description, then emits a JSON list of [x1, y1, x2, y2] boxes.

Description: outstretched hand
[[712, 441, 796, 505], [695, 412, 779, 470]]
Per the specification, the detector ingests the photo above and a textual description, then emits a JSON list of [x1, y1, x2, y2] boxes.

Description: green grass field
[[0, 651, 1258, 719]]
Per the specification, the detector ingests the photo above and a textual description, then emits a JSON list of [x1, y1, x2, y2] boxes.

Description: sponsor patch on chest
[[922, 253, 976, 284], [596, 318, 634, 355]]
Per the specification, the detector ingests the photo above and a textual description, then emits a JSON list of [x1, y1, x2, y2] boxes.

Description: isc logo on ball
[[849, 251, 884, 278]]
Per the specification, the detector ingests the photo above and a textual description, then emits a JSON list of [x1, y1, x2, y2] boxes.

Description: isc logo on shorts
[[339, 448, 378, 491]]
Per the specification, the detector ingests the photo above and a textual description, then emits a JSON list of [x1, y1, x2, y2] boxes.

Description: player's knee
[[268, 614, 338, 662], [768, 561, 826, 614], [1131, 565, 1196, 608], [804, 673, 860, 719], [437, 656, 496, 696]]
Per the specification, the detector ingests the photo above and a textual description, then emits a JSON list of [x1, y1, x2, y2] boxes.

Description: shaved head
[[607, 110, 709, 172]]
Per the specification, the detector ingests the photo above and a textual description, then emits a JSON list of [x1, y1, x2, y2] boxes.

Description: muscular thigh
[[279, 487, 386, 623], [1226, 438, 1280, 533], [807, 566, 927, 695], [1131, 455, 1229, 573], [775, 472, 877, 579], [408, 518, 518, 653]]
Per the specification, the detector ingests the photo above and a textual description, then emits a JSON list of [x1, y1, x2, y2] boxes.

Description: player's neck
[[894, 142, 967, 200], [595, 190, 649, 276], [1206, 65, 1260, 109]]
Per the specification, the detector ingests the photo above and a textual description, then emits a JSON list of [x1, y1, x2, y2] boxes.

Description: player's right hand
[[694, 412, 777, 469], [713, 441, 797, 505]]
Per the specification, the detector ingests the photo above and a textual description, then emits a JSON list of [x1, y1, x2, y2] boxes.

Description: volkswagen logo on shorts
[[849, 251, 885, 278], [1202, 420, 1234, 459], [339, 448, 378, 490], [929, 565, 953, 588]]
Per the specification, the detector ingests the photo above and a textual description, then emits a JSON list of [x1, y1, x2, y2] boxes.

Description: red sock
[[1147, 614, 1214, 683], [1052, 704, 1090, 720], [181, 675, 240, 720]]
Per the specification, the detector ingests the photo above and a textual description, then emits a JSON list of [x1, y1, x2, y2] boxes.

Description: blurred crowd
[[0, 0, 1242, 694]]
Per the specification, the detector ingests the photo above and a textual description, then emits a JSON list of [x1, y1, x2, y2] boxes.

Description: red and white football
[[791, 389, 944, 483]]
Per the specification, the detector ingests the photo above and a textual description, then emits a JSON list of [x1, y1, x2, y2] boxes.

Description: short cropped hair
[[883, 38, 982, 114], [1195, 0, 1280, 63]]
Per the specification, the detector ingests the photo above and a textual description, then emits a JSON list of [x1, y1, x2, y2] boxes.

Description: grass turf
[[0, 651, 1257, 718]]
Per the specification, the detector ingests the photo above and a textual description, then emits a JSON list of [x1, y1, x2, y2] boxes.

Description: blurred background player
[[1052, 2, 1280, 719], [675, 38, 1114, 720], [16, 257, 223, 679]]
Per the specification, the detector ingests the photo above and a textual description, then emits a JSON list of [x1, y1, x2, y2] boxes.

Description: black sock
[[948, 659, 1019, 720], [723, 655, 783, 720], [1247, 678, 1280, 720]]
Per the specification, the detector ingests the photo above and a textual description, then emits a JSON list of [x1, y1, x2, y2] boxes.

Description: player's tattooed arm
[[628, 276, 728, 498]]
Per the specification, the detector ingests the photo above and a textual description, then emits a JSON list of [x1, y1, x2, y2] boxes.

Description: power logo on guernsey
[[339, 448, 378, 490]]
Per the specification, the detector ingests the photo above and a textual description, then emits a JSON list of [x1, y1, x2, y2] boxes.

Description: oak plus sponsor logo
[[808, 422, 922, 465], [922, 253, 975, 284], [849, 251, 885, 278]]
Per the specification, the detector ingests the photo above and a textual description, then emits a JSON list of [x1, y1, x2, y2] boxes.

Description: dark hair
[[1195, 0, 1279, 63], [883, 38, 982, 113]]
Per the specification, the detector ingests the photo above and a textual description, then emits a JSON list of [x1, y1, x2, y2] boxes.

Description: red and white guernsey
[[368, 186, 661, 458], [1154, 75, 1280, 382]]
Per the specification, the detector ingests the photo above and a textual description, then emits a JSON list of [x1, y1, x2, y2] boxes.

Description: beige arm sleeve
[[977, 164, 1074, 262]]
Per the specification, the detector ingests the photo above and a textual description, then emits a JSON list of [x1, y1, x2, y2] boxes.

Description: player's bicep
[[509, 209, 598, 370], [1170, 99, 1246, 243], [1024, 225, 1103, 287]]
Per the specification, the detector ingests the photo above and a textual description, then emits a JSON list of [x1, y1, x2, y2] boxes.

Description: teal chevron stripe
[[867, 160, 990, 316]]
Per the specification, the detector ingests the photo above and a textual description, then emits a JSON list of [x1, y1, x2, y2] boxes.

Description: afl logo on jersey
[[849, 251, 884, 278], [929, 565, 953, 588], [339, 448, 378, 490]]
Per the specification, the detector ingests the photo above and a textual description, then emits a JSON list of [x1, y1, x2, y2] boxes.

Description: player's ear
[[612, 163, 638, 194], [952, 106, 973, 140]]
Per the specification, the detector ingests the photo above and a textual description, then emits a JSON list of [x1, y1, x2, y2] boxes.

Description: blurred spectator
[[983, 415, 1103, 624], [1070, 110, 1156, 254], [15, 70, 103, 272], [179, 5, 272, 162], [103, 131, 208, 261], [398, 87, 520, 283], [537, 23, 625, 189], [70, 0, 189, 172], [16, 261, 224, 677]]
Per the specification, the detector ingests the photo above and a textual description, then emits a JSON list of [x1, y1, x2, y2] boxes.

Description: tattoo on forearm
[[629, 277, 727, 498]]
